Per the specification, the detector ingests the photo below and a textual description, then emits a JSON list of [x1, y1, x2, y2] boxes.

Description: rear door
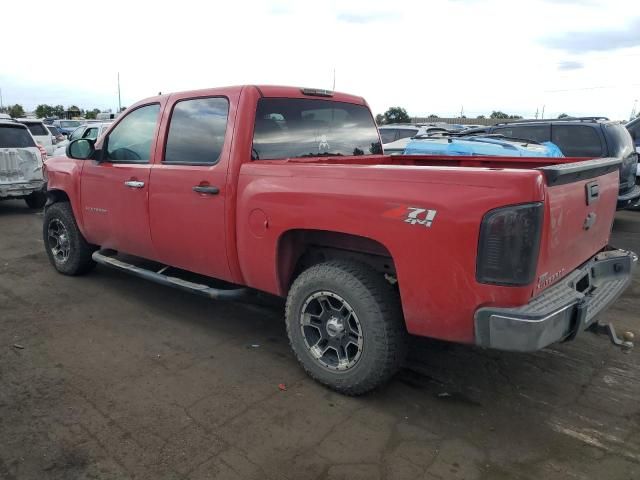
[[80, 103, 162, 257], [148, 94, 233, 281]]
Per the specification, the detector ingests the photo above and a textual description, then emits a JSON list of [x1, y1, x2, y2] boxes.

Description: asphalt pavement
[[1, 200, 639, 480]]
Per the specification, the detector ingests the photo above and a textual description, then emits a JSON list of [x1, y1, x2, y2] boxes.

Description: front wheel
[[43, 202, 96, 275], [285, 260, 407, 395]]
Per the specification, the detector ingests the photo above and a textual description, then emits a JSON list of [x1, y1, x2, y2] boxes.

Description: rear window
[[396, 129, 419, 140], [0, 125, 36, 148], [603, 123, 634, 158], [552, 125, 603, 157], [24, 122, 49, 136], [47, 126, 61, 135], [379, 129, 397, 144], [252, 98, 382, 160], [60, 120, 81, 128]]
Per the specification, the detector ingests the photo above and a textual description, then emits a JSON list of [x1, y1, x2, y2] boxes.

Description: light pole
[[117, 72, 122, 113]]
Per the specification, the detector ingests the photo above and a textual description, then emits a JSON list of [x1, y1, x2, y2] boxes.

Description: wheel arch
[[276, 229, 397, 296], [45, 188, 70, 206]]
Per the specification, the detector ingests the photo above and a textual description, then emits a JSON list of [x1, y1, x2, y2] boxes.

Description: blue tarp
[[403, 136, 564, 158]]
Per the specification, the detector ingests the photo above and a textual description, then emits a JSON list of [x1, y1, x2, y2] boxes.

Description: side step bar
[[92, 250, 249, 301]]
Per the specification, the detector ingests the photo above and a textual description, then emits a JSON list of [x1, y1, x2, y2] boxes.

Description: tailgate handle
[[586, 181, 599, 205]]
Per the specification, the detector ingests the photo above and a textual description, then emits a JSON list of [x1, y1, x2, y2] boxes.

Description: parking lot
[[0, 200, 638, 480]]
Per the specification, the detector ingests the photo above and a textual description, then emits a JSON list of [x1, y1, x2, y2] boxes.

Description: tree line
[[0, 103, 125, 119], [374, 107, 586, 125]]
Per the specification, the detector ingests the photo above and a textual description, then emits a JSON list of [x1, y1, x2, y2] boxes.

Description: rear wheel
[[285, 260, 406, 395], [25, 191, 46, 209], [43, 202, 96, 275]]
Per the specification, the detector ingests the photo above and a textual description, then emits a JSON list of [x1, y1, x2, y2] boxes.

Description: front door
[[80, 103, 161, 258], [148, 96, 232, 281]]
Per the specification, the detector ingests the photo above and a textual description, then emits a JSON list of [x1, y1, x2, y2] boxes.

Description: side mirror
[[66, 138, 95, 160]]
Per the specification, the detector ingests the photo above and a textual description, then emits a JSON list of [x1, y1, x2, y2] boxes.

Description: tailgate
[[533, 157, 621, 296], [0, 148, 40, 185]]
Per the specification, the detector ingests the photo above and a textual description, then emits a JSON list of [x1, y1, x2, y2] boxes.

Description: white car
[[52, 122, 112, 156], [0, 120, 47, 208], [379, 124, 450, 154], [18, 118, 55, 155]]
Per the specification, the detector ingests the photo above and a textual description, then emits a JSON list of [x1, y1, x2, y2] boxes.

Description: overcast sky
[[1, 0, 639, 120]]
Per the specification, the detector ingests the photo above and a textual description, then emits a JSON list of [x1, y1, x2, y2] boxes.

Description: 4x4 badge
[[383, 205, 437, 228]]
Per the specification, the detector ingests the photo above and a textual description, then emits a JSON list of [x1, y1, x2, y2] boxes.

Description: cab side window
[[106, 104, 160, 162], [164, 97, 229, 165]]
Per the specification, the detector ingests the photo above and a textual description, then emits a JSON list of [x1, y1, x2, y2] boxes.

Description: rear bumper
[[474, 248, 637, 352], [0, 180, 46, 199], [617, 184, 640, 209]]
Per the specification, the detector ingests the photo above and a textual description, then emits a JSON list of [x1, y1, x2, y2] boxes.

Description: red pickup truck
[[43, 85, 636, 394]]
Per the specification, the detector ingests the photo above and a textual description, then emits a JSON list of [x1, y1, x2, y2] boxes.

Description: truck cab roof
[[132, 85, 368, 110]]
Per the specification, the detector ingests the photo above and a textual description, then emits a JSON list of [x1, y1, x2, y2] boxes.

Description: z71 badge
[[383, 205, 438, 228]]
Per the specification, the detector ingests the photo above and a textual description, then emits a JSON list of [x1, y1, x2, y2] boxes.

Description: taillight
[[37, 144, 48, 163], [476, 202, 543, 286]]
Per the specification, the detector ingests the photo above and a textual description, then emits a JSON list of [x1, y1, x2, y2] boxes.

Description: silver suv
[[0, 121, 47, 208]]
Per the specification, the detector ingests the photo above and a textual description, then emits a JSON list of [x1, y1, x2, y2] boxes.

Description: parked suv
[[483, 118, 640, 209], [52, 119, 82, 136], [52, 122, 112, 156], [0, 120, 47, 208], [18, 118, 55, 155], [380, 124, 450, 154]]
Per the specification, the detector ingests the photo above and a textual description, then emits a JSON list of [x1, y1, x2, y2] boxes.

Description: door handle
[[124, 180, 145, 188], [192, 185, 220, 195]]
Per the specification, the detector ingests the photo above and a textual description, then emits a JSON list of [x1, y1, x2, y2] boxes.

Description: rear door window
[[551, 125, 603, 157], [252, 98, 381, 159], [492, 125, 550, 143], [0, 125, 36, 148], [164, 97, 229, 165], [25, 123, 49, 136]]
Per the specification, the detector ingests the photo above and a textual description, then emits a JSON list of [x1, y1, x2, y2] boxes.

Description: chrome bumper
[[474, 249, 637, 352]]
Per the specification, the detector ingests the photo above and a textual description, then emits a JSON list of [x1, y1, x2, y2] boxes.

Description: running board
[[92, 250, 249, 301]]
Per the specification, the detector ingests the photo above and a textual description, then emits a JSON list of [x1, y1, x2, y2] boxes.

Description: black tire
[[25, 191, 46, 209], [285, 260, 407, 395], [43, 202, 96, 275]]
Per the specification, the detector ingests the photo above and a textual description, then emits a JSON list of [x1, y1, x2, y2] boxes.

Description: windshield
[[61, 120, 81, 128], [0, 125, 36, 148], [252, 98, 381, 160]]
